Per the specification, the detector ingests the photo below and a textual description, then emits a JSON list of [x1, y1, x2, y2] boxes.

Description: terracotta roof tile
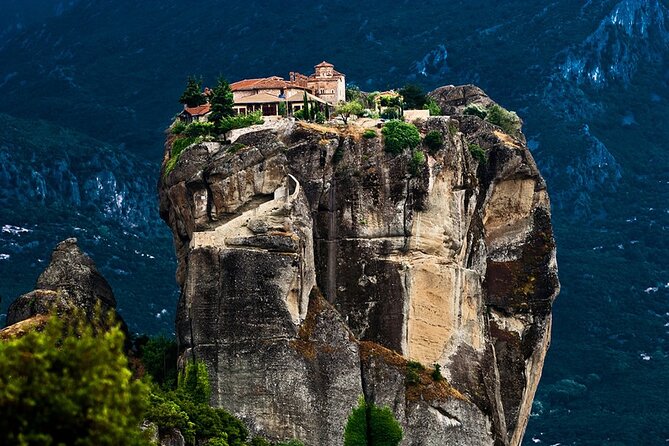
[[182, 104, 211, 116]]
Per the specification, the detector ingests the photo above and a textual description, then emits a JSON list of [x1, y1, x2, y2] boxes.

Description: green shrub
[[406, 361, 425, 386], [165, 136, 203, 175], [485, 104, 521, 135], [380, 107, 401, 120], [344, 397, 403, 446], [217, 111, 263, 134], [171, 121, 187, 134], [409, 150, 426, 176], [382, 121, 421, 155], [140, 335, 178, 389], [146, 360, 250, 446], [423, 130, 443, 153], [178, 361, 211, 405], [315, 111, 326, 124], [206, 437, 229, 446], [250, 438, 271, 446], [463, 103, 488, 119], [468, 143, 487, 164], [363, 129, 377, 139], [184, 121, 215, 137], [423, 98, 441, 116], [293, 109, 305, 120], [431, 364, 444, 382]]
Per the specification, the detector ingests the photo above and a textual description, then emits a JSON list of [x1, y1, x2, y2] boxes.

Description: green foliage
[[431, 364, 444, 382], [423, 130, 444, 153], [172, 136, 201, 157], [171, 121, 187, 135], [165, 136, 203, 175], [485, 104, 522, 135], [381, 120, 420, 155], [346, 86, 374, 108], [207, 437, 230, 446], [315, 111, 326, 124], [303, 92, 310, 120], [278, 101, 287, 117], [468, 143, 487, 164], [184, 121, 215, 137], [399, 84, 427, 109], [139, 335, 178, 389], [217, 111, 264, 134], [406, 361, 425, 386], [378, 94, 402, 108], [293, 109, 306, 120], [343, 397, 403, 446], [423, 98, 441, 116], [0, 314, 151, 446], [209, 77, 235, 125], [180, 76, 207, 108], [146, 360, 252, 446], [363, 129, 377, 139], [380, 107, 401, 120], [409, 150, 426, 176], [179, 360, 211, 405], [250, 437, 271, 446], [335, 100, 365, 124], [276, 441, 305, 446], [462, 103, 488, 119]]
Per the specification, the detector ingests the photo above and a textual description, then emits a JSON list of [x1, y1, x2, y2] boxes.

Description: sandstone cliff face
[[159, 85, 559, 446]]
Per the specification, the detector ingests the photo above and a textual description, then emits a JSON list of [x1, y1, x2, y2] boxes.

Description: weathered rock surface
[[5, 238, 120, 327], [159, 85, 559, 445]]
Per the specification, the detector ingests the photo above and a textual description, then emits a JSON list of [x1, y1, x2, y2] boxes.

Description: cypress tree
[[303, 92, 310, 121]]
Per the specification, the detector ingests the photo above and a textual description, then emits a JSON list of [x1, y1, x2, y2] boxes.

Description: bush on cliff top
[[381, 120, 420, 155]]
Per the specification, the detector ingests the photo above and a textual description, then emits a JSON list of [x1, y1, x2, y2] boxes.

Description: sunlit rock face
[[159, 85, 559, 446]]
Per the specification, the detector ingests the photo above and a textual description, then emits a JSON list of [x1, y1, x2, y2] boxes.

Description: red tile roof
[[231, 76, 299, 91], [182, 104, 211, 116], [315, 61, 334, 67]]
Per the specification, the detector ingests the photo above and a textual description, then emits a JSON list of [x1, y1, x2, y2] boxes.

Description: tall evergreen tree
[[303, 92, 310, 121], [179, 76, 207, 108], [208, 76, 235, 125]]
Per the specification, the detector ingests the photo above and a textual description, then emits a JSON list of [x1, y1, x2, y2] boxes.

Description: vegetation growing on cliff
[[463, 103, 521, 136], [343, 397, 403, 446], [381, 120, 420, 154]]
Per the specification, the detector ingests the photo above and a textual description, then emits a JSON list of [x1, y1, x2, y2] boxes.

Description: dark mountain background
[[1, 0, 668, 443]]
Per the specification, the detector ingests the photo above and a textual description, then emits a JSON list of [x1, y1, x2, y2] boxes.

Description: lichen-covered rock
[[159, 85, 559, 446], [6, 238, 118, 327]]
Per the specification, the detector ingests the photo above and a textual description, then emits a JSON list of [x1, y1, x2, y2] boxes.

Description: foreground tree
[[0, 314, 150, 445], [179, 76, 207, 108]]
